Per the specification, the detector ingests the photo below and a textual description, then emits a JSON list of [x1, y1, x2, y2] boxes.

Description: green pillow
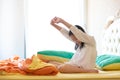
[[37, 50, 74, 63], [96, 54, 120, 70]]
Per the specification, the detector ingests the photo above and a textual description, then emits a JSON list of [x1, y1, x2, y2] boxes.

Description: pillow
[[96, 54, 120, 70], [37, 50, 74, 63]]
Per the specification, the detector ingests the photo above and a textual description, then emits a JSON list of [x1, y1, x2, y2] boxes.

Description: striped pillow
[[96, 54, 120, 70], [37, 50, 73, 63]]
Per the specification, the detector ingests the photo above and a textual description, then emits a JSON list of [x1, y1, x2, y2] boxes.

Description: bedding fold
[[21, 55, 58, 75]]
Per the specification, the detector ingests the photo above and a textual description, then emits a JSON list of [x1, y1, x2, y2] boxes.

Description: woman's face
[[70, 35, 81, 44]]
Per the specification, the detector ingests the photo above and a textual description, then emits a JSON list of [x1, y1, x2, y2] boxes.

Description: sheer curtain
[[25, 0, 85, 58], [0, 0, 25, 59], [0, 0, 85, 59]]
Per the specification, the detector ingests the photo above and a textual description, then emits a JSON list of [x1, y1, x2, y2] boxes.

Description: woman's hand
[[50, 16, 72, 30], [54, 17, 62, 23], [50, 17, 62, 30], [50, 17, 62, 25]]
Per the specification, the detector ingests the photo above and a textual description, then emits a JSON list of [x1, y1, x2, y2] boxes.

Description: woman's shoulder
[[86, 35, 96, 46]]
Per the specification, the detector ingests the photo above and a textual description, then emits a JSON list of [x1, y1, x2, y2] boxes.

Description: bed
[[1, 12, 120, 80], [0, 71, 120, 80]]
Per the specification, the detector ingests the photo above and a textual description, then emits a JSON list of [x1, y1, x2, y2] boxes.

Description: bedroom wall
[[86, 0, 120, 54]]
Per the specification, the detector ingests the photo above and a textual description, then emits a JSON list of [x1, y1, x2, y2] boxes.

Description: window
[[0, 0, 25, 60], [25, 0, 85, 58]]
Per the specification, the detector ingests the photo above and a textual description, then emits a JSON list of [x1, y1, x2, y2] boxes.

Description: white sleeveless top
[[60, 26, 97, 69]]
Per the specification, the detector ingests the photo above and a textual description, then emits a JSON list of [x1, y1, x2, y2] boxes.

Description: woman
[[50, 17, 98, 73]]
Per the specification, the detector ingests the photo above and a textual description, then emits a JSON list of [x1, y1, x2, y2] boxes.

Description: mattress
[[0, 71, 120, 80]]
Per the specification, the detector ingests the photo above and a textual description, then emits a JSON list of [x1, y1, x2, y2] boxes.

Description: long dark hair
[[69, 25, 85, 50]]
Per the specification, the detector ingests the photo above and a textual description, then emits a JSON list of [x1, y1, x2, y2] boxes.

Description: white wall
[[86, 0, 120, 54], [0, 0, 25, 59]]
